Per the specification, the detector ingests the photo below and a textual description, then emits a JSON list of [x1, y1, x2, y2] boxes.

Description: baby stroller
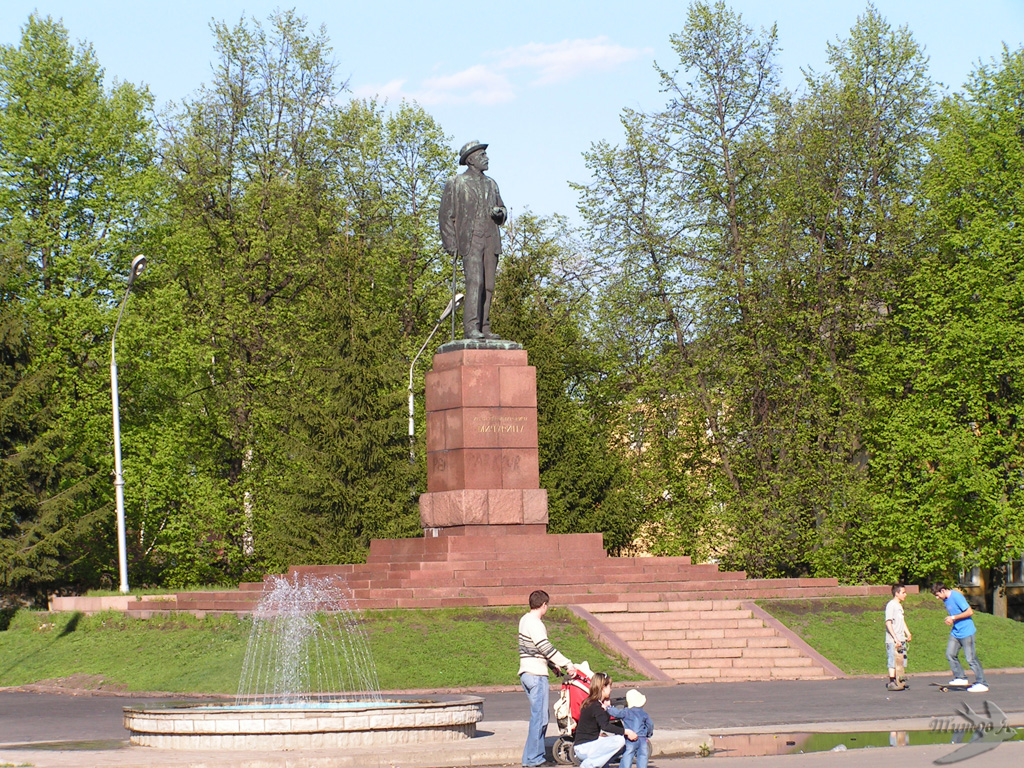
[[552, 661, 593, 765]]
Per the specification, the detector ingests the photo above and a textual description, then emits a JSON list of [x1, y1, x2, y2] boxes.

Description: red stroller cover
[[554, 667, 592, 734]]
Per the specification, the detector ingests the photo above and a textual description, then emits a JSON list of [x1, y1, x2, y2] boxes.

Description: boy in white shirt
[[885, 583, 912, 690]]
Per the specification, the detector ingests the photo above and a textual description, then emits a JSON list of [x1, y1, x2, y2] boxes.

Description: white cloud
[[419, 65, 517, 105], [351, 78, 408, 101], [351, 37, 647, 106], [352, 66, 516, 106], [493, 37, 649, 85]]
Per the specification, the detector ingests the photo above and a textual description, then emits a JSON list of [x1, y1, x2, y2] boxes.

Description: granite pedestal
[[419, 343, 547, 529]]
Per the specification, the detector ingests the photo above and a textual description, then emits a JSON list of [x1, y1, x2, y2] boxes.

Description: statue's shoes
[[466, 330, 485, 340], [482, 332, 501, 340]]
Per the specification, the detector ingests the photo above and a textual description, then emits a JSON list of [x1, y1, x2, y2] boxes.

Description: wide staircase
[[586, 600, 840, 683], [110, 526, 892, 682]]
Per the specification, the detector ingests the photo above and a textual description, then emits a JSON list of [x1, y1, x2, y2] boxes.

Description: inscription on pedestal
[[475, 415, 527, 432]]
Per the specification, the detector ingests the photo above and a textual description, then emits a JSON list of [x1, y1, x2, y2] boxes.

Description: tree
[[862, 46, 1024, 581], [0, 15, 156, 595], [494, 213, 635, 551], [576, 0, 782, 567], [744, 5, 936, 580], [142, 13, 456, 581]]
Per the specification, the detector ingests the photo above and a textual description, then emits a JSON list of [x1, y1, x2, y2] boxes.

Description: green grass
[[758, 593, 1024, 675], [0, 607, 636, 693]]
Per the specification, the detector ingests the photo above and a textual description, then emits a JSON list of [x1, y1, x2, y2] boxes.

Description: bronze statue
[[439, 140, 507, 340]]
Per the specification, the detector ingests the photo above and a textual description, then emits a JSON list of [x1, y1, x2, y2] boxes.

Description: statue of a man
[[439, 140, 507, 340]]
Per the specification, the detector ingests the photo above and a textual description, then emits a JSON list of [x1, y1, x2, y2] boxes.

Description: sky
[[1, 1, 1022, 222]]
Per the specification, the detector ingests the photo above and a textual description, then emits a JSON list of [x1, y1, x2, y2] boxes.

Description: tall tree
[[862, 46, 1024, 581], [0, 15, 155, 594], [145, 10, 346, 583], [494, 213, 636, 551], [749, 5, 935, 579], [144, 14, 455, 581], [576, 0, 781, 567]]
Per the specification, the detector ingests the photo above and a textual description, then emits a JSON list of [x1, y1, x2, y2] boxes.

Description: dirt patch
[[760, 599, 879, 617], [29, 673, 128, 692]]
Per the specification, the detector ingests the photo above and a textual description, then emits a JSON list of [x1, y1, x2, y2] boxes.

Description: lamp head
[[130, 253, 146, 278], [439, 293, 464, 322]]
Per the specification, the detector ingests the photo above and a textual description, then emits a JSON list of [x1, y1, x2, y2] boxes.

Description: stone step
[[593, 601, 839, 684]]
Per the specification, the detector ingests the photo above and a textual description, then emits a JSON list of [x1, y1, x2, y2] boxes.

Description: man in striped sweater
[[518, 590, 575, 768]]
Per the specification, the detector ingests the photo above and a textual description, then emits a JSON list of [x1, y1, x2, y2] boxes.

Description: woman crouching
[[573, 672, 638, 768]]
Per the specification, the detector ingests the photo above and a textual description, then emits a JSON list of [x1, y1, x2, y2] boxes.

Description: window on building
[[1007, 558, 1024, 586], [959, 565, 982, 587]]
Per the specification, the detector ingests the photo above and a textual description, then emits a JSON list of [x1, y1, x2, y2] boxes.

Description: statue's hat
[[459, 140, 487, 165]]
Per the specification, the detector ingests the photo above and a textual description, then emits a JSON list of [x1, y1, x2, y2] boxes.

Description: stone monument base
[[420, 343, 547, 529], [419, 488, 548, 528]]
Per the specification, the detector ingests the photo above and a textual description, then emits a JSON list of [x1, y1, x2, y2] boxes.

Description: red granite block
[[459, 489, 489, 524], [424, 367, 461, 412], [444, 528, 503, 553], [427, 451, 463, 492], [487, 489, 525, 524], [468, 523, 548, 536], [522, 489, 549, 524], [421, 489, 493, 527], [430, 448, 523, 492], [461, 366, 501, 408], [463, 449, 503, 488], [432, 489, 456, 524], [501, 448, 540, 488], [499, 365, 538, 407], [431, 348, 530, 372], [426, 410, 448, 452], [418, 494, 434, 526], [432, 409, 462, 451]]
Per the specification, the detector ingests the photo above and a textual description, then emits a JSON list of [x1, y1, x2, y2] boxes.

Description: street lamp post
[[408, 294, 463, 463], [111, 254, 146, 594]]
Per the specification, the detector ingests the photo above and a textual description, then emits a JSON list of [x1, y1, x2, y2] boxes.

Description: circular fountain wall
[[124, 695, 484, 749], [124, 574, 482, 749]]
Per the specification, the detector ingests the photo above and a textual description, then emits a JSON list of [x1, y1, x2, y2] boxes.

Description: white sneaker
[[948, 678, 969, 686], [968, 683, 989, 693]]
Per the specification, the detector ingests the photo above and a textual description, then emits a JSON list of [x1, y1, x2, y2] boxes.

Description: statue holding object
[[438, 140, 507, 340]]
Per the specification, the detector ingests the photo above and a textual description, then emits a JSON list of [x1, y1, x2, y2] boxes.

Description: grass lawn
[[0, 606, 637, 694], [758, 593, 1024, 675]]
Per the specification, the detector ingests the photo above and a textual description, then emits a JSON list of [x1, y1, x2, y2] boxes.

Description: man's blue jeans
[[520, 673, 549, 766], [947, 633, 987, 685], [621, 736, 650, 768]]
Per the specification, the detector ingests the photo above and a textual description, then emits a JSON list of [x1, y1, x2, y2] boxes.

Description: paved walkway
[[1, 672, 1022, 767]]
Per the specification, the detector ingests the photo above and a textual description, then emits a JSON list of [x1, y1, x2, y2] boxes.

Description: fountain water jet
[[124, 573, 483, 749], [235, 574, 382, 706]]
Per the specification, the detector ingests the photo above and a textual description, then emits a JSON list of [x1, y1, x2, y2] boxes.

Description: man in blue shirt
[[931, 582, 988, 692]]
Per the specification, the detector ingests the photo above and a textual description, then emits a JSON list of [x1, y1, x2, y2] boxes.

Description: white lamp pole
[[408, 293, 463, 463], [111, 254, 147, 594]]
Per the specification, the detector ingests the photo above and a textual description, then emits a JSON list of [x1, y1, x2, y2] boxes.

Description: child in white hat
[[606, 688, 654, 768]]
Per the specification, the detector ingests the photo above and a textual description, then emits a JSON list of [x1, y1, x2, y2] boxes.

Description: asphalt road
[[2, 672, 1022, 746]]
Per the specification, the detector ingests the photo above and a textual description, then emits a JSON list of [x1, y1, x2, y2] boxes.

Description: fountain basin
[[124, 695, 484, 750]]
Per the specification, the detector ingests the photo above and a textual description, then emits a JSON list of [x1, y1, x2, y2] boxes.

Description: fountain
[[123, 574, 483, 749]]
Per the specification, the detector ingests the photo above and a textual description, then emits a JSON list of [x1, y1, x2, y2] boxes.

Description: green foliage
[[1, 4, 1022, 592], [860, 46, 1024, 581], [759, 594, 1024, 674], [496, 214, 635, 550], [0, 14, 156, 595]]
